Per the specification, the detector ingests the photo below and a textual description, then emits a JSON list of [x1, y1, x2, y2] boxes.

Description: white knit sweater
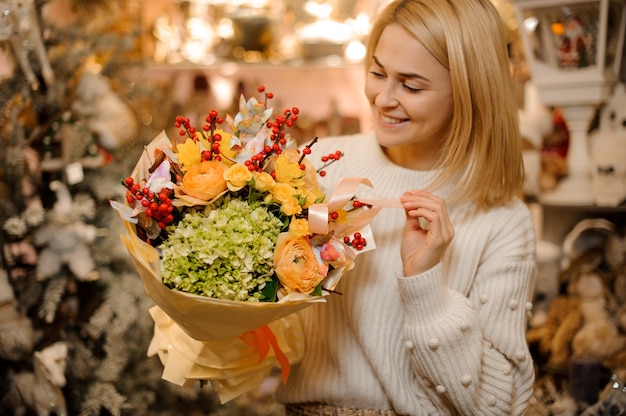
[[275, 133, 537, 415]]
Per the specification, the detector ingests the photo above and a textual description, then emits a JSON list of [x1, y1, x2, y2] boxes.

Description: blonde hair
[[366, 0, 524, 209]]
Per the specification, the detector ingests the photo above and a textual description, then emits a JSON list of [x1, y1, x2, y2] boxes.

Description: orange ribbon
[[240, 325, 291, 384]]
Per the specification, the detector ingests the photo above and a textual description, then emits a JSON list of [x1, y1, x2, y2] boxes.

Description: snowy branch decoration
[[0, 0, 55, 91]]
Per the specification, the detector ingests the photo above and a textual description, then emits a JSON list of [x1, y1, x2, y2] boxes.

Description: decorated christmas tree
[[0, 1, 283, 414]]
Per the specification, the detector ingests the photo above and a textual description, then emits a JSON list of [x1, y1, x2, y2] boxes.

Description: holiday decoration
[[34, 181, 99, 284], [4, 342, 68, 415], [0, 0, 55, 91], [589, 82, 626, 206], [1, 1, 269, 414], [72, 71, 139, 152], [0, 269, 35, 361], [510, 0, 626, 205]]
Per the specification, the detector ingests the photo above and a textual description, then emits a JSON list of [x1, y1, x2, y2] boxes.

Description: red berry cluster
[[175, 116, 197, 140], [248, 85, 301, 175], [175, 109, 225, 162], [123, 177, 175, 229], [343, 232, 367, 251], [317, 150, 344, 177], [258, 85, 274, 106]]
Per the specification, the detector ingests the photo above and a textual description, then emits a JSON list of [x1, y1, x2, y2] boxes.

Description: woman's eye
[[403, 84, 422, 93], [369, 70, 385, 78]]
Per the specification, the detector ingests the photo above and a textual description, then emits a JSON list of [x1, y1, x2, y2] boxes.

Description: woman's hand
[[399, 191, 454, 276]]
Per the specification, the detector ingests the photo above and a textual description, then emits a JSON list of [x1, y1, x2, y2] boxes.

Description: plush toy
[[571, 272, 626, 362], [33, 180, 99, 283], [589, 82, 626, 206], [3, 342, 68, 416], [72, 71, 138, 151], [581, 373, 626, 416], [539, 109, 570, 192], [518, 81, 554, 197], [527, 295, 583, 369], [530, 240, 563, 328], [527, 219, 626, 370]]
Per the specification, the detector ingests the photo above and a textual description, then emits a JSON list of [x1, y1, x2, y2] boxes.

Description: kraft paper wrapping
[[119, 131, 383, 403], [147, 306, 304, 404], [121, 222, 328, 340], [120, 225, 314, 403]]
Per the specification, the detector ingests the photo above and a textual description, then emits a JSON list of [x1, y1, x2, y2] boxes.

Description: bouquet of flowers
[[112, 86, 380, 402]]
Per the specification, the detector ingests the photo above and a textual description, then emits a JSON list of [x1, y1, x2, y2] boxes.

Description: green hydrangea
[[160, 196, 283, 301]]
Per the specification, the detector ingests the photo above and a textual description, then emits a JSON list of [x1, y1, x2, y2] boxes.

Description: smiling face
[[365, 24, 453, 170]]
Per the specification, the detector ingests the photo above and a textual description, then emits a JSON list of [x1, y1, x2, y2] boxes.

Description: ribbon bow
[[307, 178, 419, 235], [239, 325, 291, 384]]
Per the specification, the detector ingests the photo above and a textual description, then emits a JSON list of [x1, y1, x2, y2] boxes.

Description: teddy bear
[[526, 294, 583, 370], [603, 304, 626, 372], [527, 218, 626, 371], [570, 271, 626, 364], [588, 82, 626, 206]]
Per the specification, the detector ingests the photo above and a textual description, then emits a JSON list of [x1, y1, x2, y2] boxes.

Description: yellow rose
[[179, 160, 228, 201], [274, 232, 325, 294], [288, 218, 310, 237], [271, 183, 298, 205], [280, 197, 302, 216], [253, 171, 275, 193], [224, 163, 252, 191], [301, 188, 325, 208]]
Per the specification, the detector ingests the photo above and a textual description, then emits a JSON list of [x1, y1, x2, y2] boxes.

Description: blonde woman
[[276, 0, 536, 414]]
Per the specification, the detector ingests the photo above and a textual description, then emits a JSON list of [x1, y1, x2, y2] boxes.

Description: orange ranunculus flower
[[179, 160, 228, 201], [274, 232, 325, 294]]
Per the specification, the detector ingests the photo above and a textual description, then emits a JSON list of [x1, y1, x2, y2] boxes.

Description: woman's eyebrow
[[372, 55, 431, 82]]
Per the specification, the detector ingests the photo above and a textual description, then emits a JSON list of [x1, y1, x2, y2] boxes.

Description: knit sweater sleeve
[[396, 201, 536, 415]]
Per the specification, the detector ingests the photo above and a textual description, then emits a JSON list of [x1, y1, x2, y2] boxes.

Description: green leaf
[[312, 283, 323, 297], [259, 274, 279, 302]]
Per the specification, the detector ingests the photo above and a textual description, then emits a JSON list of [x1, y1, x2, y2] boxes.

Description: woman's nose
[[375, 81, 399, 108]]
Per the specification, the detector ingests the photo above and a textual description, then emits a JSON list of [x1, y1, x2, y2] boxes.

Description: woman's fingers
[[399, 191, 455, 275]]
